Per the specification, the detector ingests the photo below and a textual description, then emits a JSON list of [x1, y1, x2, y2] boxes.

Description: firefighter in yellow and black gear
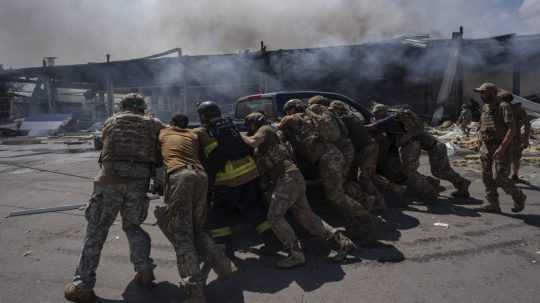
[[193, 101, 277, 257]]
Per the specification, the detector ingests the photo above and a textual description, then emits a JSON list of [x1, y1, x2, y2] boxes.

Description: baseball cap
[[473, 82, 497, 92]]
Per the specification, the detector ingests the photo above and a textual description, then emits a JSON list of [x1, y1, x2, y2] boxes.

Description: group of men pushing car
[[64, 81, 528, 303]]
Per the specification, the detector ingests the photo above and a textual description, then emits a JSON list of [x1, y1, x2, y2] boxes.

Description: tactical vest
[[479, 102, 508, 142], [255, 125, 296, 182], [101, 112, 159, 164], [305, 104, 346, 143], [286, 114, 327, 164], [395, 109, 423, 133], [205, 117, 252, 172], [201, 118, 257, 186], [340, 112, 373, 151]]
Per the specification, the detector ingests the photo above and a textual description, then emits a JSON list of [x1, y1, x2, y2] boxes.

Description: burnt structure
[[1, 32, 540, 125]]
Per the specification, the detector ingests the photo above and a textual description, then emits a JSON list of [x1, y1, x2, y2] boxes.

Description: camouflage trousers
[[400, 140, 438, 198], [268, 170, 335, 250], [426, 142, 469, 191], [480, 142, 525, 205], [73, 179, 154, 289], [335, 138, 355, 178], [163, 167, 217, 287], [354, 143, 384, 206], [319, 145, 370, 219]]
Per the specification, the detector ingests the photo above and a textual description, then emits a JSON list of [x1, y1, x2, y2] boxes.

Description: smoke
[[0, 0, 537, 68]]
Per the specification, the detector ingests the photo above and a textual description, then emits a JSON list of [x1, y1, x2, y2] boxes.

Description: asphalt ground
[[0, 140, 539, 303]]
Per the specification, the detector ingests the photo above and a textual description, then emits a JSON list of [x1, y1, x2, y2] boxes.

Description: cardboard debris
[[20, 114, 73, 137]]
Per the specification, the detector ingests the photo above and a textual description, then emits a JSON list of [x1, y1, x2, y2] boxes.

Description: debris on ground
[[7, 204, 87, 218], [23, 250, 32, 257], [433, 222, 450, 229], [429, 121, 540, 167]]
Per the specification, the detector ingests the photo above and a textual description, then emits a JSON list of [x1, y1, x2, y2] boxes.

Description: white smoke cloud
[[0, 0, 536, 68]]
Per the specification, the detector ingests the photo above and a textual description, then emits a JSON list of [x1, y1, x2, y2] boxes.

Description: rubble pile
[[430, 121, 540, 168]]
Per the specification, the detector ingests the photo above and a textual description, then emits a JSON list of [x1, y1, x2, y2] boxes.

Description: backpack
[[305, 104, 346, 142], [101, 112, 159, 164], [395, 109, 423, 133], [206, 117, 252, 170]]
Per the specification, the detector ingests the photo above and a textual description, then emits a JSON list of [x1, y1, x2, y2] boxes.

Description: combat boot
[[64, 282, 96, 303], [345, 214, 378, 245], [209, 244, 238, 279], [258, 230, 283, 256], [133, 269, 155, 288], [451, 179, 471, 199], [184, 283, 206, 303], [276, 243, 306, 269], [329, 231, 357, 262], [511, 192, 527, 213], [427, 176, 446, 193]]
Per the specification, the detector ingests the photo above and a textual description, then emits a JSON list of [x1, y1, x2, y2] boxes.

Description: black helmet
[[244, 112, 267, 128], [197, 101, 221, 119]]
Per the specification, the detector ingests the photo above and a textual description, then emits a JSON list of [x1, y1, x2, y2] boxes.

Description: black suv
[[234, 91, 373, 125]]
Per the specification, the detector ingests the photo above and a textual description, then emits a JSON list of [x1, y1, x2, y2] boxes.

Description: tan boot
[[64, 282, 96, 303], [329, 231, 357, 262], [276, 244, 306, 269], [133, 270, 155, 288], [511, 192, 526, 213]]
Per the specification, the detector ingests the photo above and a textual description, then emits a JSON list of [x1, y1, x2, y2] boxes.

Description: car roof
[[237, 91, 373, 120], [237, 91, 354, 101]]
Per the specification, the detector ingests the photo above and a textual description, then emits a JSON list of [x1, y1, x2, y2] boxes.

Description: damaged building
[[1, 30, 540, 128]]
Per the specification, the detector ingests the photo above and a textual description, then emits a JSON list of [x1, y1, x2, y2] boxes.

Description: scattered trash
[[114, 236, 120, 240], [434, 222, 450, 229], [536, 251, 540, 255], [6, 204, 87, 218], [23, 250, 32, 257], [532, 260, 537, 264], [445, 142, 456, 157]]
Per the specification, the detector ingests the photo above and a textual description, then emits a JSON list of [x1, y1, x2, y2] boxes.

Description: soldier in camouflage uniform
[[65, 94, 163, 303], [329, 100, 386, 211], [475, 83, 527, 213], [278, 99, 375, 240], [369, 104, 408, 198], [243, 112, 356, 268], [498, 90, 532, 182], [392, 107, 471, 198], [157, 114, 236, 303], [308, 96, 355, 176], [369, 104, 439, 200]]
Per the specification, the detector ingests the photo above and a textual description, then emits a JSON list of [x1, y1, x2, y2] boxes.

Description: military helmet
[[372, 103, 388, 113], [308, 95, 331, 107], [283, 99, 304, 112], [197, 101, 222, 119], [329, 100, 348, 113], [497, 90, 514, 103], [244, 112, 268, 128], [120, 93, 147, 111]]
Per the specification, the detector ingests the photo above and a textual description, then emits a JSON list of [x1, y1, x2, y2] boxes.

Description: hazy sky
[[0, 0, 538, 68]]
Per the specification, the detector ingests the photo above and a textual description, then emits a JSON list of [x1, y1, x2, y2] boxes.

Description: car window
[[235, 98, 275, 119]]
